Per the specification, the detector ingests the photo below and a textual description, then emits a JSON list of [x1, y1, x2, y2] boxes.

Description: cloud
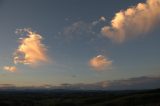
[[98, 76, 160, 90], [0, 84, 16, 89], [3, 66, 17, 72], [92, 16, 106, 26], [61, 21, 94, 41], [89, 55, 112, 71], [100, 16, 106, 22], [0, 76, 159, 90], [60, 18, 106, 42], [14, 29, 48, 65], [101, 0, 160, 43], [56, 76, 160, 90]]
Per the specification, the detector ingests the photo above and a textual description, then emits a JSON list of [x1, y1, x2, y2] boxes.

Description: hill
[[0, 89, 159, 106]]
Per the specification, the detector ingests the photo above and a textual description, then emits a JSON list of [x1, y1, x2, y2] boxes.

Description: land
[[0, 89, 160, 106]]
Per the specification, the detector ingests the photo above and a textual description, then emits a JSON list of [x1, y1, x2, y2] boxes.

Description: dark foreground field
[[0, 89, 160, 106]]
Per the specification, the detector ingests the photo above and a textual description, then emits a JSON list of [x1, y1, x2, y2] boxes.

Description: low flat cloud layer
[[55, 76, 160, 90], [101, 0, 160, 43], [0, 76, 159, 90]]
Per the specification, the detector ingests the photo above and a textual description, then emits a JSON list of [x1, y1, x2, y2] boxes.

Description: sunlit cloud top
[[14, 29, 48, 65], [89, 55, 112, 71], [101, 0, 160, 43]]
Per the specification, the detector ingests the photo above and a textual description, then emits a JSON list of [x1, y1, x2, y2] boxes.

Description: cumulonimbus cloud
[[101, 0, 160, 43], [3, 66, 17, 72], [89, 55, 112, 71], [14, 29, 48, 65]]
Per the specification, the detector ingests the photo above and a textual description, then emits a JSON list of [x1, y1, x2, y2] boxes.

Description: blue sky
[[0, 0, 160, 88]]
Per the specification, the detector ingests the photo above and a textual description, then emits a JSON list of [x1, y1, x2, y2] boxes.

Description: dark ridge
[[0, 88, 159, 106]]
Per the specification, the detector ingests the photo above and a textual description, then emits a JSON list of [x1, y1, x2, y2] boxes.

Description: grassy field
[[0, 89, 160, 106]]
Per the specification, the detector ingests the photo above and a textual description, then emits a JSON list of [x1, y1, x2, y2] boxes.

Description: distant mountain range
[[0, 76, 160, 91]]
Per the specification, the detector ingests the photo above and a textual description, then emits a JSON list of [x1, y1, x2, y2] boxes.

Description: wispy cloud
[[89, 55, 112, 71], [0, 84, 16, 89], [14, 29, 48, 65], [61, 21, 94, 41], [92, 16, 106, 26], [100, 16, 106, 22], [101, 0, 160, 43], [60, 17, 106, 41], [3, 66, 17, 72]]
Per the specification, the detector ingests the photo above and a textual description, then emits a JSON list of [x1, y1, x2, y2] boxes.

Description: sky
[[0, 0, 160, 89]]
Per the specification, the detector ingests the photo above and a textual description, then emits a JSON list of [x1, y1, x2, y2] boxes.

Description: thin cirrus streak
[[101, 0, 160, 43], [13, 29, 48, 65]]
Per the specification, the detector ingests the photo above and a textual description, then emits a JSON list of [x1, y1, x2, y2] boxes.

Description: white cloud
[[3, 66, 17, 72], [89, 55, 112, 71], [14, 29, 48, 65], [101, 0, 160, 43], [99, 16, 106, 22]]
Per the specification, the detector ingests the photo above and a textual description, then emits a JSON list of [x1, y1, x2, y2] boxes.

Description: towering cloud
[[14, 29, 48, 65], [89, 55, 112, 71], [3, 66, 17, 72], [101, 0, 160, 42]]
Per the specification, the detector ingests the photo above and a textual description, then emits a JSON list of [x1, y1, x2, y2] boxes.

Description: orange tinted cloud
[[3, 66, 17, 72], [89, 55, 112, 71], [14, 29, 48, 65], [101, 0, 160, 43]]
